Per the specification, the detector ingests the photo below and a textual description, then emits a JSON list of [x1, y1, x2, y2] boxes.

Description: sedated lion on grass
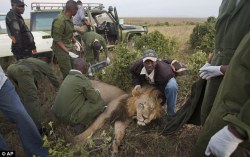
[[73, 85, 165, 156]]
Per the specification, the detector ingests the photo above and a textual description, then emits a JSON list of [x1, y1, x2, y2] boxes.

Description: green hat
[[143, 49, 157, 62]]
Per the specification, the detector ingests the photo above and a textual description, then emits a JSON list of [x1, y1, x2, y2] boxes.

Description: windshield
[[30, 11, 60, 31], [95, 12, 113, 25], [0, 15, 7, 34]]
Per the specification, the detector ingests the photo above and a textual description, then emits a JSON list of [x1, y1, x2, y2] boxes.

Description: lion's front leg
[[73, 94, 128, 143], [111, 120, 130, 157]]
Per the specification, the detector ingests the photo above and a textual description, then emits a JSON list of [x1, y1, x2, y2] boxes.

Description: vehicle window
[[31, 12, 60, 31], [95, 12, 113, 24], [0, 15, 7, 34]]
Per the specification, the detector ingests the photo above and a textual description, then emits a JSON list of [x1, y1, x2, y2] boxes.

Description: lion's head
[[128, 86, 165, 126]]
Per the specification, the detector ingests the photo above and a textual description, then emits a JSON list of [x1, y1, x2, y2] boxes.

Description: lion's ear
[[132, 87, 141, 97]]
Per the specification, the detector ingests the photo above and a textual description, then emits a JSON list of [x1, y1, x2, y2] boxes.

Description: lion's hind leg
[[73, 94, 128, 143]]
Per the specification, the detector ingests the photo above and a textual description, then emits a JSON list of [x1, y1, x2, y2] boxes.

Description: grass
[[0, 18, 204, 157]]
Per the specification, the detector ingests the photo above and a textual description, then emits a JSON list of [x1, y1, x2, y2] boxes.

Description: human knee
[[165, 78, 178, 92]]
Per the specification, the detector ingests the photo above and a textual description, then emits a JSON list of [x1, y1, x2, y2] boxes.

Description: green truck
[[30, 2, 148, 47]]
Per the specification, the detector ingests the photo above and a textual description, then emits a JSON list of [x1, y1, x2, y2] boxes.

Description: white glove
[[74, 41, 81, 52], [199, 65, 223, 80], [200, 62, 211, 70], [106, 57, 111, 64], [95, 89, 100, 94], [205, 126, 243, 157], [88, 67, 93, 76], [68, 52, 79, 58]]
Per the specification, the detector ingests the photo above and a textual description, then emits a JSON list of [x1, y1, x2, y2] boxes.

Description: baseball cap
[[143, 49, 157, 62], [11, 0, 26, 5]]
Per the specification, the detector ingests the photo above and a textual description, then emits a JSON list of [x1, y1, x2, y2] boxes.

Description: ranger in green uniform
[[51, 0, 79, 78], [7, 57, 60, 130], [199, 0, 250, 125], [192, 30, 250, 157], [82, 31, 110, 65], [52, 58, 106, 126]]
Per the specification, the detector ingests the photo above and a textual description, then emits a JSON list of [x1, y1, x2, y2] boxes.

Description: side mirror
[[119, 19, 124, 25]]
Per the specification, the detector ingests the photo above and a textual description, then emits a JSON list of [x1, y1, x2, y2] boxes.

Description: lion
[[73, 85, 165, 156]]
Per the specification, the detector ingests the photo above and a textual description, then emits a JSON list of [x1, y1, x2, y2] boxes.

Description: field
[[0, 18, 206, 157]]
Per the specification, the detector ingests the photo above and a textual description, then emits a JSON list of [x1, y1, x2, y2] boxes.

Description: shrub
[[187, 50, 208, 80], [96, 44, 140, 91], [132, 30, 178, 59], [189, 16, 216, 54]]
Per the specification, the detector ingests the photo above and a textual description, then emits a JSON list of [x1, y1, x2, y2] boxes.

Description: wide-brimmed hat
[[143, 49, 157, 62]]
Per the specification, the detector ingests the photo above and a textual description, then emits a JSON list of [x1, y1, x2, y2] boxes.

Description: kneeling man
[[52, 58, 106, 126]]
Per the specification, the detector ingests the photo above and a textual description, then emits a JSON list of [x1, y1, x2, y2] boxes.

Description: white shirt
[[73, 5, 86, 25], [70, 69, 82, 74], [140, 67, 155, 84]]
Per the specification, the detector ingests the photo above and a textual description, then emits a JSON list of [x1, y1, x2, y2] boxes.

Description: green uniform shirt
[[193, 30, 250, 157], [52, 70, 106, 126], [201, 0, 250, 124], [7, 57, 60, 128], [51, 12, 74, 48], [82, 31, 108, 64], [51, 12, 75, 78]]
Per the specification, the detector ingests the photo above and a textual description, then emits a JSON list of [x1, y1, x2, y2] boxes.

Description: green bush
[[97, 44, 140, 91], [132, 30, 178, 59], [189, 16, 216, 54], [187, 50, 208, 80]]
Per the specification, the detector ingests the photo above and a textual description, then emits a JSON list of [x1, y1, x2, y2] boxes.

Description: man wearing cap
[[51, 0, 79, 79], [6, 0, 37, 60], [82, 31, 110, 65], [130, 49, 178, 116]]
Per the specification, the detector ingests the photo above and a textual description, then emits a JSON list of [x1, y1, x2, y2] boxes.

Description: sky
[[1, 0, 222, 18]]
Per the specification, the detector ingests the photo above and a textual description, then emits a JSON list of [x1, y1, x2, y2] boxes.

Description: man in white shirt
[[73, 0, 90, 34]]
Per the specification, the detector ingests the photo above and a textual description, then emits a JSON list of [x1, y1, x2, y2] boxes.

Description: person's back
[[52, 58, 106, 126], [199, 0, 250, 125], [6, 0, 36, 60], [7, 57, 59, 130]]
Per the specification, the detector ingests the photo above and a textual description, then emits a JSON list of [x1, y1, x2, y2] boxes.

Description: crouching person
[[130, 49, 178, 117], [0, 65, 48, 157], [52, 58, 106, 127]]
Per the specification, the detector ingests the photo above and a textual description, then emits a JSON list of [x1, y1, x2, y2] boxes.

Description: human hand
[[205, 126, 243, 157], [10, 36, 16, 44], [199, 66, 223, 80], [106, 57, 111, 64], [32, 49, 37, 54], [68, 52, 79, 58], [74, 41, 81, 51], [199, 62, 211, 70]]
